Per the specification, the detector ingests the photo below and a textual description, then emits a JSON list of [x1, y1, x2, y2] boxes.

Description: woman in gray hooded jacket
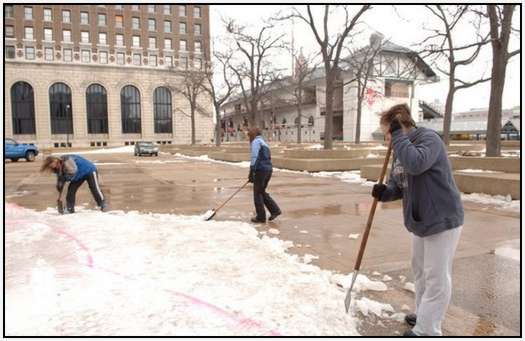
[[372, 104, 463, 336]]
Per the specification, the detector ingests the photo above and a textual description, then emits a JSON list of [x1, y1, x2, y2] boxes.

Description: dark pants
[[253, 170, 280, 220], [66, 171, 106, 213]]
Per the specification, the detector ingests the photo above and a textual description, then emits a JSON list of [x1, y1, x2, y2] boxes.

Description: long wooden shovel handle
[[214, 180, 250, 212], [353, 142, 393, 271]]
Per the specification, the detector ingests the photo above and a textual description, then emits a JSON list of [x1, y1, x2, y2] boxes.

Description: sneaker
[[269, 211, 282, 221], [251, 217, 266, 223], [405, 313, 417, 327]]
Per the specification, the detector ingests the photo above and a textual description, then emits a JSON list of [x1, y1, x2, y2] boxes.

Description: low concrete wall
[[454, 172, 519, 199], [360, 165, 520, 199], [208, 152, 250, 162], [272, 157, 383, 172], [450, 157, 520, 173], [281, 149, 385, 159]]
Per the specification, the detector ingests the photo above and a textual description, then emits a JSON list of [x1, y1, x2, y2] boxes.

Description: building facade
[[220, 36, 437, 143], [4, 4, 214, 148]]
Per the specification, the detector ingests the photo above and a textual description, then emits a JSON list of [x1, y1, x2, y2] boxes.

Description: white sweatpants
[[411, 226, 462, 336]]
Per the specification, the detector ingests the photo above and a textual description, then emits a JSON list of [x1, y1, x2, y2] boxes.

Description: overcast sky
[[210, 4, 521, 113]]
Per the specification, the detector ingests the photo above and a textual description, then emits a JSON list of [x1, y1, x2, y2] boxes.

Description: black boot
[[269, 210, 281, 221], [405, 313, 417, 327], [251, 217, 266, 223], [402, 329, 419, 336]]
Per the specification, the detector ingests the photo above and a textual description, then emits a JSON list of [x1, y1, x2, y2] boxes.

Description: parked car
[[4, 138, 39, 162], [134, 141, 159, 157]]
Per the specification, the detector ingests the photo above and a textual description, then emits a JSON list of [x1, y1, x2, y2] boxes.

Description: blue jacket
[[61, 155, 97, 182], [380, 127, 464, 237], [250, 136, 272, 172]]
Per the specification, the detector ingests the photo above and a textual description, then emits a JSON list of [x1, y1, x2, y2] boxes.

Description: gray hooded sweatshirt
[[380, 127, 464, 237]]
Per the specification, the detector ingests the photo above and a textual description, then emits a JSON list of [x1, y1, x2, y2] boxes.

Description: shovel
[[203, 180, 250, 221], [344, 142, 393, 313]]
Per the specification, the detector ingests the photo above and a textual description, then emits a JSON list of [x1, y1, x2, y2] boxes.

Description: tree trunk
[[323, 73, 335, 150], [297, 106, 302, 144], [442, 71, 455, 146], [214, 103, 222, 147], [486, 48, 506, 156], [355, 99, 362, 144], [191, 107, 196, 145]]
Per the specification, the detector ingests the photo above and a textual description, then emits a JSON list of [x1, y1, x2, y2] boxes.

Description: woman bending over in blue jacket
[[41, 155, 108, 214]]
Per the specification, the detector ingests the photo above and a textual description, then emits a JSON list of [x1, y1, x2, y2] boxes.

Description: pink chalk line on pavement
[[5, 204, 281, 336]]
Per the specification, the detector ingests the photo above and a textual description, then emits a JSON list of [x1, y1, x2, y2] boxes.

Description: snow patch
[[461, 193, 520, 213], [53, 145, 135, 155], [355, 297, 394, 317], [403, 282, 415, 293], [268, 228, 280, 235], [348, 234, 360, 240], [382, 275, 392, 282], [494, 247, 520, 261], [331, 273, 388, 292]]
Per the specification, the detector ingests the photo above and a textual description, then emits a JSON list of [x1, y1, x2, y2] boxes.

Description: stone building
[[220, 34, 438, 143], [4, 4, 214, 148]]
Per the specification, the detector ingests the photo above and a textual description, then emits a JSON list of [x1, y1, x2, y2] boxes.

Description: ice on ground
[[355, 297, 394, 317], [331, 273, 388, 292], [388, 312, 406, 322], [5, 203, 386, 336], [382, 275, 392, 282], [366, 153, 380, 158], [303, 254, 319, 264], [494, 247, 520, 261], [403, 282, 416, 293], [401, 304, 411, 311], [174, 153, 251, 168], [399, 275, 406, 282], [53, 145, 135, 155], [348, 234, 360, 240], [372, 271, 381, 276], [461, 193, 520, 213], [305, 144, 323, 150], [299, 230, 309, 234], [456, 168, 502, 173], [134, 160, 188, 164], [268, 228, 280, 235]]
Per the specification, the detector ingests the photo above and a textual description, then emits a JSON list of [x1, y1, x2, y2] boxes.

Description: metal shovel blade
[[203, 209, 216, 221], [344, 271, 359, 313]]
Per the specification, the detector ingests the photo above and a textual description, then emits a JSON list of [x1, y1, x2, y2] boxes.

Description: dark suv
[[134, 141, 159, 157]]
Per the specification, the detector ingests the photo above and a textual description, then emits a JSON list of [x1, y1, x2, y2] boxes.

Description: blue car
[[4, 138, 39, 162]]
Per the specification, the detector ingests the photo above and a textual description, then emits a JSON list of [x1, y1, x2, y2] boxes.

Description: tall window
[[132, 17, 140, 29], [133, 53, 141, 65], [63, 30, 72, 42], [148, 18, 156, 31], [99, 51, 108, 64], [164, 38, 172, 50], [5, 26, 14, 37], [131, 5, 139, 11], [63, 49, 72, 62], [98, 14, 107, 26], [99, 32, 107, 45], [80, 11, 89, 24], [5, 5, 14, 17], [117, 52, 125, 65], [165, 56, 173, 67], [164, 20, 172, 33], [62, 10, 71, 23], [5, 46, 15, 59], [81, 31, 90, 43], [81, 50, 90, 63], [44, 8, 53, 21], [163, 5, 171, 15], [179, 5, 186, 17], [11, 82, 36, 135], [115, 15, 123, 28], [154, 87, 172, 133], [49, 82, 73, 134], [193, 6, 201, 18], [116, 34, 124, 46], [179, 22, 186, 34], [148, 5, 155, 13], [24, 27, 34, 40], [24, 7, 33, 20], [132, 35, 140, 47], [148, 55, 157, 66], [44, 28, 53, 41], [194, 24, 201, 35], [180, 40, 187, 51], [195, 41, 201, 53], [45, 47, 54, 61], [149, 37, 156, 49], [86, 84, 108, 134], [25, 47, 35, 59], [121, 85, 141, 133]]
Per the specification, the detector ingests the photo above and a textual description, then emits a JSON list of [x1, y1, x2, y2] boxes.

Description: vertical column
[[141, 82, 154, 140], [35, 76, 52, 147], [5, 83, 13, 138], [107, 81, 122, 146], [71, 76, 88, 147]]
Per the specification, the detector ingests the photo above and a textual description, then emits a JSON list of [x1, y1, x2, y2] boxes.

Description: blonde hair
[[40, 156, 61, 172]]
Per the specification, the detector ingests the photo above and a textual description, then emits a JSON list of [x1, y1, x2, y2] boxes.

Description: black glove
[[389, 118, 402, 133], [371, 184, 387, 200], [57, 200, 64, 214], [248, 168, 255, 183]]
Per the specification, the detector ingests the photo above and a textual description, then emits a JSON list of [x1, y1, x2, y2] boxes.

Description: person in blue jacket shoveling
[[41, 155, 108, 214], [373, 104, 463, 336], [247, 128, 281, 223]]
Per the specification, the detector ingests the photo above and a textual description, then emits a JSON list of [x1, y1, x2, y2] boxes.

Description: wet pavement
[[4, 151, 521, 336]]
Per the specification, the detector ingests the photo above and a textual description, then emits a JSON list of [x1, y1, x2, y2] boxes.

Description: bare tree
[[172, 64, 209, 145], [203, 49, 236, 147], [284, 5, 371, 149], [343, 33, 386, 144], [420, 5, 491, 146], [225, 19, 285, 127], [484, 5, 520, 156]]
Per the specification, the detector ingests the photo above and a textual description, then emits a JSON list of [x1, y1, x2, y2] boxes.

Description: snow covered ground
[[5, 203, 397, 336]]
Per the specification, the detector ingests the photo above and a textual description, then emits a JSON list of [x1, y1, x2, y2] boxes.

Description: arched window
[[295, 116, 300, 126], [153, 87, 172, 133], [121, 85, 141, 134], [308, 116, 314, 126], [11, 81, 35, 134], [86, 84, 108, 134], [49, 82, 73, 134]]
